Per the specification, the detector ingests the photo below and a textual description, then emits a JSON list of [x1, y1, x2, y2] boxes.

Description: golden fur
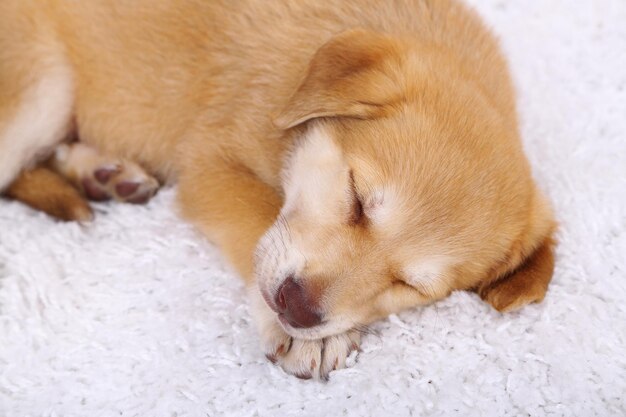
[[0, 0, 556, 379]]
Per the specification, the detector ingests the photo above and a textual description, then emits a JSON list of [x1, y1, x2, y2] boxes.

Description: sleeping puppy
[[0, 0, 556, 379]]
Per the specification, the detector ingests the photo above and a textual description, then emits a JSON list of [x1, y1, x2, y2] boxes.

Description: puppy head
[[255, 29, 555, 339]]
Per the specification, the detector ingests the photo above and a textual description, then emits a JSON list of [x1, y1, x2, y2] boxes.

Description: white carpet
[[1, 1, 625, 416]]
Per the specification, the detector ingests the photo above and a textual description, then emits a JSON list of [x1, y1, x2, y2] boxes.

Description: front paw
[[52, 143, 159, 204], [275, 331, 361, 380], [251, 289, 360, 380]]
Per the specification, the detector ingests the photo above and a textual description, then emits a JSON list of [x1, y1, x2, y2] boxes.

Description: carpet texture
[[1, 1, 625, 416]]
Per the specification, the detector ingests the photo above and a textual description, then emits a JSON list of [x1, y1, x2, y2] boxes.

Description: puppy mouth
[[278, 313, 307, 329], [279, 316, 351, 340], [278, 315, 323, 338], [277, 312, 327, 330]]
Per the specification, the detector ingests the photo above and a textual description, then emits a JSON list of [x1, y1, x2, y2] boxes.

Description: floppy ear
[[273, 29, 403, 129], [478, 192, 557, 314], [478, 191, 557, 312], [478, 235, 556, 312]]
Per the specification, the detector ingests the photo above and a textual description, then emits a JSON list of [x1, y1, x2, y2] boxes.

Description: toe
[[111, 175, 159, 204], [319, 330, 361, 379], [264, 337, 292, 364], [126, 188, 157, 204], [115, 181, 140, 198], [82, 178, 111, 201], [278, 338, 323, 380]]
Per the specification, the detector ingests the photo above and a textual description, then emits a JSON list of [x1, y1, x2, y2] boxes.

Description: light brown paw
[[279, 332, 360, 380], [52, 143, 159, 204], [262, 325, 360, 380], [6, 166, 93, 222], [251, 287, 360, 380]]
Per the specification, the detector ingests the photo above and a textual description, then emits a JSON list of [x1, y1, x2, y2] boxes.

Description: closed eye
[[348, 170, 365, 226]]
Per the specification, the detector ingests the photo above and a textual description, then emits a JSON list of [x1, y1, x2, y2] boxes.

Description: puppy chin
[[278, 315, 356, 340]]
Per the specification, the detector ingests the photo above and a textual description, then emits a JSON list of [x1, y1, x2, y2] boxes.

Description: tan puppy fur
[[5, 166, 93, 222], [51, 142, 160, 204], [0, 0, 556, 379]]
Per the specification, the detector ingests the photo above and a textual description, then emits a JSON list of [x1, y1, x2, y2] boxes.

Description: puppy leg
[[0, 5, 74, 192], [178, 154, 360, 379], [5, 141, 159, 221], [0, 40, 78, 220], [50, 142, 160, 204], [0, 63, 74, 192], [5, 166, 92, 221], [177, 156, 282, 281]]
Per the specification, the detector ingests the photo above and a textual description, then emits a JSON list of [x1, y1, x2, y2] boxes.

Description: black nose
[[275, 276, 322, 328]]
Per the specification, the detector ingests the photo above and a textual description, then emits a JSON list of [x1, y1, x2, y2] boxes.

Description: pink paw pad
[[115, 181, 140, 198], [113, 180, 157, 204], [126, 190, 155, 205], [82, 178, 111, 201], [94, 166, 120, 185]]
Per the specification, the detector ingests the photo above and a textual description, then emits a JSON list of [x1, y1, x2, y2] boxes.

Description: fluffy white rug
[[1, 1, 625, 416]]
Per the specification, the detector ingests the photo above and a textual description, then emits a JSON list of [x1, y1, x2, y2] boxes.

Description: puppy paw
[[107, 165, 159, 204], [6, 166, 94, 222], [53, 143, 159, 204], [80, 163, 120, 202], [277, 330, 360, 380], [250, 288, 360, 380]]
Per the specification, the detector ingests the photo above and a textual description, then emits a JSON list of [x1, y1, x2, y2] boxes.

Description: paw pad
[[115, 181, 140, 197], [82, 178, 111, 201], [80, 163, 158, 204], [94, 165, 120, 185]]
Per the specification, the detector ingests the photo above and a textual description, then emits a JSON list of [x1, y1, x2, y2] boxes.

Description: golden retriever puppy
[[0, 0, 556, 379]]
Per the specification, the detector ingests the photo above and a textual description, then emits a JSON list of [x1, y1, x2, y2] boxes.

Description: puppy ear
[[274, 29, 403, 129], [478, 193, 557, 313], [479, 235, 556, 312]]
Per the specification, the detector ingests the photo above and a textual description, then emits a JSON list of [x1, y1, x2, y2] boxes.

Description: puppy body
[[1, 0, 514, 185], [0, 0, 555, 378]]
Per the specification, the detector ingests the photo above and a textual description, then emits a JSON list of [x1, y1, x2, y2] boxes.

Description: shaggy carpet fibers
[[1, 1, 625, 416]]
